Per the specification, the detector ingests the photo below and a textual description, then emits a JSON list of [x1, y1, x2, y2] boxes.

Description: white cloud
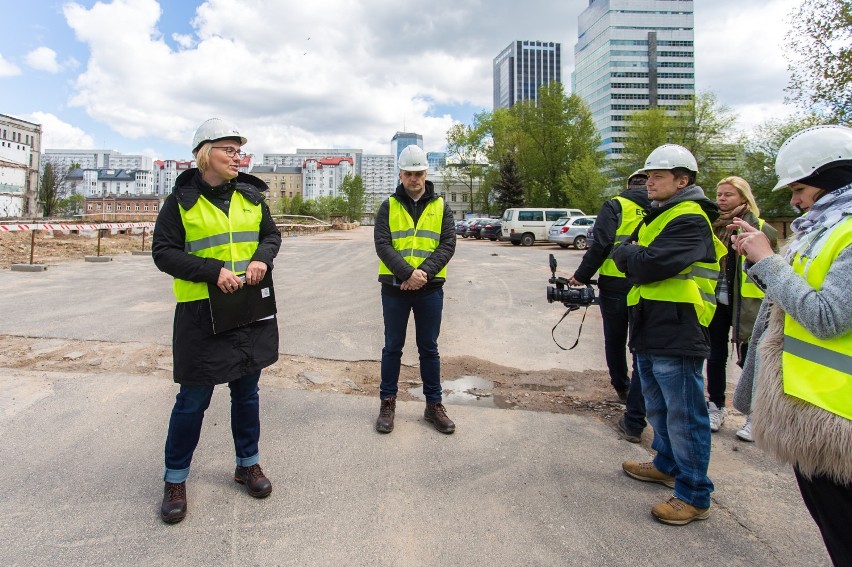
[[25, 47, 62, 73], [25, 112, 95, 149], [0, 53, 21, 77]]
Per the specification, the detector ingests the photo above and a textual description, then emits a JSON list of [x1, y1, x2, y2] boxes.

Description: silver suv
[[547, 215, 597, 249]]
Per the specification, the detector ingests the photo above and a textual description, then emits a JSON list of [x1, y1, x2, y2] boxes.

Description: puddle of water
[[409, 375, 497, 408]]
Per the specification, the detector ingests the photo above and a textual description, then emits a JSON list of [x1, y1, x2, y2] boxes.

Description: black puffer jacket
[[612, 186, 720, 358], [573, 185, 651, 294], [152, 169, 281, 385], [374, 180, 456, 296]]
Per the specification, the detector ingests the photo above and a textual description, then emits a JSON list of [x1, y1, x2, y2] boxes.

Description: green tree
[[785, 0, 852, 123], [740, 113, 831, 217], [508, 82, 606, 207], [615, 106, 676, 179], [491, 151, 526, 211], [39, 162, 60, 217], [56, 194, 85, 217], [338, 173, 365, 223], [444, 113, 490, 212]]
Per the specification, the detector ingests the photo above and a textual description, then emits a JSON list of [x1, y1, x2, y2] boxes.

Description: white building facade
[[572, 0, 695, 163], [64, 169, 154, 197], [154, 160, 194, 196], [302, 157, 354, 200], [0, 114, 42, 216]]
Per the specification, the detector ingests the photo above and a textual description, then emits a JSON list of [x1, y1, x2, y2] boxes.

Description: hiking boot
[[160, 481, 187, 524], [736, 415, 754, 442], [617, 415, 641, 443], [424, 402, 455, 434], [622, 460, 675, 488], [375, 397, 396, 433], [234, 464, 272, 498], [652, 496, 710, 525], [708, 401, 725, 432]]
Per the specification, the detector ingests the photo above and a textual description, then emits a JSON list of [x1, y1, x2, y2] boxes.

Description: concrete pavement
[[0, 227, 831, 566]]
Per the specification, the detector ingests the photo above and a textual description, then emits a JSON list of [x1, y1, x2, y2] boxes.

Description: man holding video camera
[[570, 170, 650, 444], [612, 144, 725, 526]]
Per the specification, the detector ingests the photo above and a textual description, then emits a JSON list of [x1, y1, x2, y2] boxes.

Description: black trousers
[[795, 466, 852, 567], [706, 302, 733, 407], [599, 289, 645, 433]]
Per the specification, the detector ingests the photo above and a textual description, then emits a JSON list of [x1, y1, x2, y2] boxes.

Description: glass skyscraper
[[572, 0, 695, 162], [391, 131, 423, 175], [493, 40, 562, 109]]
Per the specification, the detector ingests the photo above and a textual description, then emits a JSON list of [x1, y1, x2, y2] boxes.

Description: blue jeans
[[163, 370, 262, 483], [599, 289, 646, 433], [380, 287, 444, 403], [636, 354, 714, 509]]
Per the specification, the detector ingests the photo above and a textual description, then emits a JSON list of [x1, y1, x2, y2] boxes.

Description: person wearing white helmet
[[152, 118, 281, 523], [570, 170, 650, 443], [613, 143, 726, 525], [732, 124, 852, 566], [374, 144, 457, 434]]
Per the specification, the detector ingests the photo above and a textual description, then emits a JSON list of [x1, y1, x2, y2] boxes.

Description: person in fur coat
[[731, 125, 852, 567]]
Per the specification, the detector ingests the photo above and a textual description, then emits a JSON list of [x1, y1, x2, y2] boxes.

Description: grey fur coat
[[733, 247, 852, 483]]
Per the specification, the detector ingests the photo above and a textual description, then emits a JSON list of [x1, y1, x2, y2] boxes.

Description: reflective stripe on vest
[[782, 216, 852, 420], [378, 197, 447, 278], [174, 192, 262, 302], [600, 196, 647, 277], [739, 218, 766, 299], [627, 201, 726, 327]]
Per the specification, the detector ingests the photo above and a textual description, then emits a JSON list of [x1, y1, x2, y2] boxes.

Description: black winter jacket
[[374, 180, 456, 297], [573, 186, 651, 294], [612, 185, 720, 358], [152, 169, 282, 385]]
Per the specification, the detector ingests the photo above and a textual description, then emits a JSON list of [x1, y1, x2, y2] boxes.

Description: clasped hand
[[400, 269, 428, 291]]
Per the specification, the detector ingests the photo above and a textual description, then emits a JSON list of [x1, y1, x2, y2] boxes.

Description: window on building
[[125, 205, 131, 211], [451, 193, 457, 202], [106, 204, 112, 211], [135, 204, 140, 211], [462, 194, 468, 203], [144, 204, 149, 211], [87, 204, 93, 211]]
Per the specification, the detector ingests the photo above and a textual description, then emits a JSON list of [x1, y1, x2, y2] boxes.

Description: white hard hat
[[773, 124, 852, 190], [398, 145, 428, 172], [628, 169, 648, 183], [192, 118, 247, 155], [641, 144, 698, 174]]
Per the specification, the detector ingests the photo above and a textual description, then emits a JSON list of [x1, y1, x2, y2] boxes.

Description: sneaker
[[652, 496, 710, 525], [616, 415, 641, 443], [160, 481, 187, 524], [375, 397, 396, 433], [622, 460, 675, 488], [736, 416, 754, 442], [234, 464, 272, 498], [708, 401, 725, 432], [424, 402, 455, 434]]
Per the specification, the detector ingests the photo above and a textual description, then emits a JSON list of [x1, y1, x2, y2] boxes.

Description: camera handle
[[551, 305, 591, 351]]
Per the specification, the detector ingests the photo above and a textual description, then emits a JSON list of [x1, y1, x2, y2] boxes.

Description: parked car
[[480, 220, 503, 241], [460, 218, 490, 238], [501, 207, 585, 246], [547, 215, 597, 249], [455, 219, 472, 237], [466, 218, 495, 239]]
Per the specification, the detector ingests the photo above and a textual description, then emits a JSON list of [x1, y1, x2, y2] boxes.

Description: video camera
[[546, 254, 598, 307]]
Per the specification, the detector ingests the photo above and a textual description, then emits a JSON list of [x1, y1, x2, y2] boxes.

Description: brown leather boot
[[160, 481, 187, 524], [424, 402, 455, 434], [234, 464, 272, 498], [375, 397, 396, 433]]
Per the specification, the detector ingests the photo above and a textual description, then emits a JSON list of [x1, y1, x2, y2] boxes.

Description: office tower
[[391, 132, 423, 176], [572, 0, 695, 162], [493, 41, 562, 109]]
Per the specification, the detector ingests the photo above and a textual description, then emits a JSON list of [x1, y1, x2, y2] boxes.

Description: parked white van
[[501, 208, 585, 246]]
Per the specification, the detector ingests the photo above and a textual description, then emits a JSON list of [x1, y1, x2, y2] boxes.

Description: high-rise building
[[493, 41, 562, 109], [572, 0, 695, 162], [1, 113, 42, 216], [43, 149, 153, 172], [391, 132, 423, 177]]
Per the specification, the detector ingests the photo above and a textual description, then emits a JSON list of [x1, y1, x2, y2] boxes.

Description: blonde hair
[[717, 176, 760, 217], [194, 142, 213, 173]]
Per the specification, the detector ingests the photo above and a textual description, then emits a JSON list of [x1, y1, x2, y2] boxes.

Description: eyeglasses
[[212, 146, 248, 159]]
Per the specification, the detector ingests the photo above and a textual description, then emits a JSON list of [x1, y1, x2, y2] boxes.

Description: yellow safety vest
[[600, 196, 646, 277], [627, 201, 726, 326], [174, 192, 262, 302], [739, 218, 766, 299], [378, 197, 447, 278], [782, 216, 852, 420]]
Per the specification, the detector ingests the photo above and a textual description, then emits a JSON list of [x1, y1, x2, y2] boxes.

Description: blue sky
[[1, 0, 799, 161]]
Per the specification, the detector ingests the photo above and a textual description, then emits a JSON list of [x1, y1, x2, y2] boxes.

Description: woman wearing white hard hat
[[152, 118, 281, 524], [732, 124, 852, 566]]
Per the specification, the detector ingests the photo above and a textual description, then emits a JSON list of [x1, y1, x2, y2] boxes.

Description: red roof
[[304, 157, 354, 168]]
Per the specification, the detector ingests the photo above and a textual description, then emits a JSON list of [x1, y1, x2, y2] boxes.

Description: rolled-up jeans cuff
[[164, 466, 190, 484], [236, 452, 259, 468]]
